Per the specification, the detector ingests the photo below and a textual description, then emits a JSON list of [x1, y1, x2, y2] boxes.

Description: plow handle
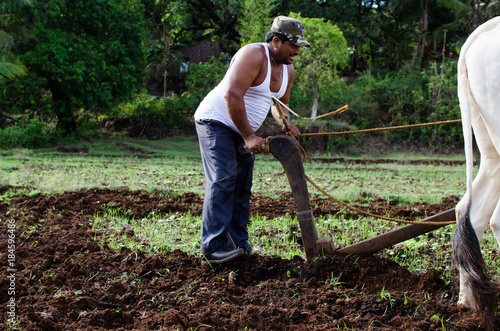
[[268, 136, 318, 262]]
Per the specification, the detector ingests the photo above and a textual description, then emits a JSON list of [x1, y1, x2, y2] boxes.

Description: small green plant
[[432, 314, 446, 330], [190, 325, 214, 331], [377, 286, 396, 313], [326, 272, 346, 286]]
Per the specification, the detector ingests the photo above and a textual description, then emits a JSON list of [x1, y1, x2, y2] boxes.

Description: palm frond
[[0, 30, 13, 48], [437, 0, 470, 12], [0, 13, 13, 28], [0, 0, 34, 13], [0, 50, 26, 83]]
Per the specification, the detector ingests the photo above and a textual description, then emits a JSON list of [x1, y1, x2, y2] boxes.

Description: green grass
[[0, 138, 467, 203], [90, 209, 202, 254], [0, 151, 204, 195], [89, 206, 500, 277], [0, 151, 466, 203], [1, 136, 497, 275], [0, 135, 202, 158], [253, 152, 467, 204]]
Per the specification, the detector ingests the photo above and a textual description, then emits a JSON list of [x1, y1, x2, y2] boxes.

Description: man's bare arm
[[225, 44, 267, 153]]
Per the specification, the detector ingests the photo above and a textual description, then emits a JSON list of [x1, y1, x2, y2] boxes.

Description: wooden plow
[[268, 135, 456, 263]]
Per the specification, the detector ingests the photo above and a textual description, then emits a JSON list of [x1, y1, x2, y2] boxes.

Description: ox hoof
[[457, 300, 475, 311]]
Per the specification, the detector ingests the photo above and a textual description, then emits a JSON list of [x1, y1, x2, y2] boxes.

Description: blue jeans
[[195, 119, 255, 254]]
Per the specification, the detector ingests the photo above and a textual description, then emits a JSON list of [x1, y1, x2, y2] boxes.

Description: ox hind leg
[[456, 157, 500, 309], [455, 103, 500, 320], [490, 188, 500, 247]]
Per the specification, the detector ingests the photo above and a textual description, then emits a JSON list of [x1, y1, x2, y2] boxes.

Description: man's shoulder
[[242, 42, 266, 49], [237, 43, 267, 58], [227, 43, 268, 81]]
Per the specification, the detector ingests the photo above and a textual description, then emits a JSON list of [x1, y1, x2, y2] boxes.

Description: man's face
[[276, 38, 301, 64]]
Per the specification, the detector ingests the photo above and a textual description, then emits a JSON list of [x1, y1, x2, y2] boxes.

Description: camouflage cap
[[270, 16, 310, 47]]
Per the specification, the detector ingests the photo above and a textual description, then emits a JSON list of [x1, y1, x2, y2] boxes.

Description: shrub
[[0, 118, 52, 149], [114, 56, 227, 138], [115, 92, 198, 138], [420, 60, 461, 149], [185, 56, 227, 99], [329, 62, 461, 151]]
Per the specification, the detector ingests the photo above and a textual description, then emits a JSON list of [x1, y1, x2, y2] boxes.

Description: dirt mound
[[1, 187, 498, 330]]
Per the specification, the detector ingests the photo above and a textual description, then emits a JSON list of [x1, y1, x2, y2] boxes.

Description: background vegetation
[[1, 0, 499, 151]]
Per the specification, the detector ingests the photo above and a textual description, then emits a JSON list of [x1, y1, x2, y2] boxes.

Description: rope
[[272, 96, 349, 120], [300, 119, 462, 137], [270, 96, 458, 226]]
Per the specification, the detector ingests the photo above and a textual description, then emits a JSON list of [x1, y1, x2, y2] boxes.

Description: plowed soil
[[1, 185, 499, 330]]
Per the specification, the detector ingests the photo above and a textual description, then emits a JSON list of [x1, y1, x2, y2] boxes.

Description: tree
[[0, 0, 33, 83], [282, 0, 384, 72], [143, 0, 186, 97], [180, 0, 244, 54], [239, 0, 277, 45], [290, 13, 349, 119], [142, 0, 244, 95], [390, 0, 455, 69], [18, 0, 147, 134], [438, 0, 500, 31]]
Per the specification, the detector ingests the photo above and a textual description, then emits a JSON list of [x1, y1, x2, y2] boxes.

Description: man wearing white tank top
[[194, 16, 310, 265]]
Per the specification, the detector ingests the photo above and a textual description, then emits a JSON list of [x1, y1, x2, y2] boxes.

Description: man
[[194, 16, 310, 264]]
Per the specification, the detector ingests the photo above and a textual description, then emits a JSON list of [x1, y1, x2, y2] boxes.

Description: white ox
[[454, 16, 500, 329]]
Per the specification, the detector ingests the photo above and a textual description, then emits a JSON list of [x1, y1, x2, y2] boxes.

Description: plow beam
[[336, 208, 455, 257], [268, 135, 320, 262]]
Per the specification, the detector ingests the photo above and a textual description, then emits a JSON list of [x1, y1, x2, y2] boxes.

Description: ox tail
[[452, 202, 499, 329]]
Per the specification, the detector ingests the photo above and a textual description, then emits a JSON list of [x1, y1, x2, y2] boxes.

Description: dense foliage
[[1, 0, 147, 138], [290, 13, 349, 119], [0, 0, 498, 150]]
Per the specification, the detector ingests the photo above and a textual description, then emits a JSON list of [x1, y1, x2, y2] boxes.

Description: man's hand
[[244, 134, 269, 154], [283, 124, 300, 137]]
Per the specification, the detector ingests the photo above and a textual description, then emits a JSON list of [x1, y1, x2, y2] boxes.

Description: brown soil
[[1, 185, 498, 330]]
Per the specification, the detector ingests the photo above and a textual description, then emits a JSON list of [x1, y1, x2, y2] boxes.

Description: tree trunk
[[50, 80, 77, 135], [411, 0, 429, 70], [162, 30, 169, 98], [310, 80, 319, 121], [418, 0, 429, 68]]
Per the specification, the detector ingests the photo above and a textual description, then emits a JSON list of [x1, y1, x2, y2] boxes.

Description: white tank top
[[194, 43, 288, 133]]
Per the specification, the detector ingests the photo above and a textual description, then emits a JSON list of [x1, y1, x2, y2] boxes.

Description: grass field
[[0, 136, 468, 202]]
